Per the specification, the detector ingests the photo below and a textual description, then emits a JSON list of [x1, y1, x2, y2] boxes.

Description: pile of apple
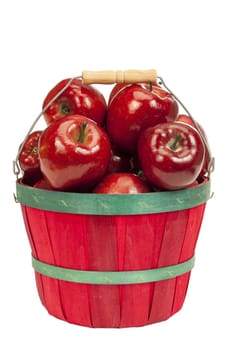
[[19, 78, 211, 194]]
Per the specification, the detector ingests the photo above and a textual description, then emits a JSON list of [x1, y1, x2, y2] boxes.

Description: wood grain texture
[[82, 69, 157, 84], [21, 202, 206, 327]]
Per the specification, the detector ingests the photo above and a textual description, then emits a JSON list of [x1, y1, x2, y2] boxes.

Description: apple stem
[[78, 122, 87, 143], [170, 134, 182, 150]]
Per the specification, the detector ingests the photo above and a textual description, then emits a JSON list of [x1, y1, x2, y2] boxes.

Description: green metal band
[[16, 180, 210, 215], [32, 255, 195, 285]]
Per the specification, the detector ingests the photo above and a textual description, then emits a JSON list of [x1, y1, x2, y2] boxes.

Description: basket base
[[34, 271, 191, 328], [45, 305, 183, 328]]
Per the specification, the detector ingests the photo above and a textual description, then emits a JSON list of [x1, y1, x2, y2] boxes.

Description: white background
[[1, 0, 233, 349]]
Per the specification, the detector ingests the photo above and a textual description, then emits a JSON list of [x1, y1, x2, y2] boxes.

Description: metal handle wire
[[157, 76, 214, 176]]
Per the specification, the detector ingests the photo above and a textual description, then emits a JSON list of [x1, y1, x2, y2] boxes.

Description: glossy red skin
[[39, 115, 111, 191], [93, 173, 150, 194], [138, 122, 205, 190], [107, 84, 178, 154], [176, 114, 211, 176], [108, 83, 128, 106], [108, 82, 160, 106], [43, 78, 107, 125], [19, 130, 43, 184]]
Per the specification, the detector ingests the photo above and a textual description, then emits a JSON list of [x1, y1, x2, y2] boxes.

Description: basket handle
[[82, 69, 157, 84]]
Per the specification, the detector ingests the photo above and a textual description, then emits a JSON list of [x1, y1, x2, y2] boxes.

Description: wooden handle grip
[[82, 69, 157, 84]]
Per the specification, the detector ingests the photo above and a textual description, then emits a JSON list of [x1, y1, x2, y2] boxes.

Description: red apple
[[39, 115, 111, 191], [93, 173, 151, 194], [138, 122, 205, 190], [19, 131, 42, 173], [106, 83, 178, 154], [19, 130, 43, 185], [42, 78, 107, 125]]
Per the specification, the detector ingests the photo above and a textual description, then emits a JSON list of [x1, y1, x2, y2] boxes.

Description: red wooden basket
[[15, 179, 210, 328], [14, 69, 213, 328]]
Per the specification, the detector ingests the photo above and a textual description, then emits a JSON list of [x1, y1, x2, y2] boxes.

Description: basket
[[14, 69, 213, 328], [15, 179, 210, 328]]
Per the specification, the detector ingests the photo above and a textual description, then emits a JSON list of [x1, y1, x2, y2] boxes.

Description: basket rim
[[16, 178, 211, 215]]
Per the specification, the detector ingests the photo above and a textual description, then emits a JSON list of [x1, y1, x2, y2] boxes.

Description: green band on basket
[[16, 180, 210, 215], [32, 255, 195, 285]]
